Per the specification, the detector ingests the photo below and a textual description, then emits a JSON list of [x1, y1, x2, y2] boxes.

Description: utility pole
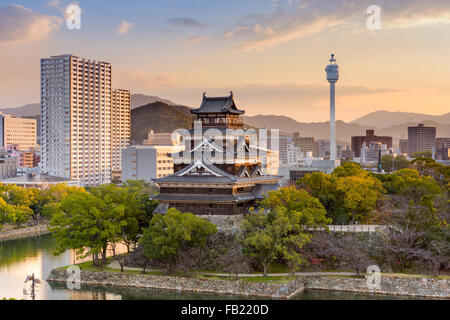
[[24, 273, 40, 300]]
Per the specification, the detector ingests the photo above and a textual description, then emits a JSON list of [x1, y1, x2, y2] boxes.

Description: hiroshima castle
[[152, 92, 280, 216]]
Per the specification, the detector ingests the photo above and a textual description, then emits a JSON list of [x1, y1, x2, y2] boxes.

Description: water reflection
[[0, 235, 432, 300]]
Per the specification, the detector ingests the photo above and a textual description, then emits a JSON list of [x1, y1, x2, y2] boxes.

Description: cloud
[[0, 5, 62, 44], [46, 0, 61, 7], [166, 17, 207, 28], [186, 35, 206, 45], [46, 0, 62, 8], [116, 20, 135, 35], [117, 70, 176, 89], [225, 0, 450, 51]]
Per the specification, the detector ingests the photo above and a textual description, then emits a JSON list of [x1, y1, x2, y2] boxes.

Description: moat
[[0, 235, 428, 300]]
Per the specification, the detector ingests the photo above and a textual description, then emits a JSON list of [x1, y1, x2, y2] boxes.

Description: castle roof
[[191, 92, 245, 115]]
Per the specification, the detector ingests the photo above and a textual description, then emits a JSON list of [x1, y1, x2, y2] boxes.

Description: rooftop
[[0, 174, 77, 184], [191, 92, 245, 115]]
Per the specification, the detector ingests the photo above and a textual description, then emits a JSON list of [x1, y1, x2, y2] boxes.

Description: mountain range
[[2, 95, 450, 144], [350, 110, 450, 128]]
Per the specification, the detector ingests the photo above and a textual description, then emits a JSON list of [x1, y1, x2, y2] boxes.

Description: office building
[[0, 150, 17, 180], [436, 137, 450, 161], [0, 113, 37, 151], [122, 144, 184, 183], [293, 132, 319, 157], [399, 139, 408, 155], [351, 129, 393, 158], [408, 124, 436, 156]]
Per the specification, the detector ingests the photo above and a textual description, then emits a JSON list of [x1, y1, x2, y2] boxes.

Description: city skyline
[[1, 0, 450, 123]]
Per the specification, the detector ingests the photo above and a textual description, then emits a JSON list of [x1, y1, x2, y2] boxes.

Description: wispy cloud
[[116, 20, 135, 35], [0, 5, 62, 45], [225, 0, 450, 51], [46, 0, 61, 8], [117, 70, 176, 89], [186, 35, 206, 45], [166, 17, 207, 28]]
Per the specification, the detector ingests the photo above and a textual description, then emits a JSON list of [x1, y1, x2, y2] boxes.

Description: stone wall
[[198, 214, 244, 233], [47, 269, 449, 299], [47, 269, 304, 299], [303, 275, 449, 299], [0, 225, 51, 242]]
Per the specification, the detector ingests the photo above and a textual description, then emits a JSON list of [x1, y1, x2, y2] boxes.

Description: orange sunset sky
[[0, 0, 449, 122]]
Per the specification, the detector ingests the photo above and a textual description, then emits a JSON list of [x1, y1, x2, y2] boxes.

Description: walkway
[[106, 261, 356, 277]]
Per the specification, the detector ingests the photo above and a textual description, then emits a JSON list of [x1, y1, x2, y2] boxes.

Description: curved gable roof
[[191, 91, 245, 115]]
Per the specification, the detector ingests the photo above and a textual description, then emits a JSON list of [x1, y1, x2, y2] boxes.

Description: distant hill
[[0, 103, 40, 116], [131, 102, 192, 144], [371, 121, 450, 141], [3, 98, 449, 146], [0, 94, 177, 116], [244, 115, 368, 143], [243, 115, 450, 144], [131, 94, 176, 109], [351, 110, 450, 129]]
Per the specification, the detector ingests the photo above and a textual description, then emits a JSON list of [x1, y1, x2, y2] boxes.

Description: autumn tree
[[38, 184, 83, 218], [299, 163, 385, 224], [0, 184, 36, 227]]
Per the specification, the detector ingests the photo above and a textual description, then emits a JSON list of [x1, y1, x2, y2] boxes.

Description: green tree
[[332, 162, 368, 178], [0, 186, 35, 228], [411, 151, 432, 159], [242, 187, 330, 276], [380, 155, 410, 173], [380, 168, 442, 203], [299, 165, 385, 224], [122, 180, 159, 231], [39, 184, 83, 218], [140, 209, 217, 274], [49, 186, 128, 269]]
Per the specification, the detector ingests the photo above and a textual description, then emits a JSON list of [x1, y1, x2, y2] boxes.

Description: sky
[[0, 0, 449, 122]]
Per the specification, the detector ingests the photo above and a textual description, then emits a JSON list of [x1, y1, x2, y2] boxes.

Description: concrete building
[[399, 139, 409, 155], [341, 146, 355, 160], [436, 137, 450, 161], [359, 142, 393, 163], [277, 136, 290, 164], [317, 139, 342, 160], [408, 124, 436, 156], [41, 54, 129, 187], [351, 129, 393, 158], [0, 113, 37, 151], [293, 132, 319, 157], [278, 159, 340, 185], [122, 145, 184, 182], [111, 89, 131, 178], [143, 130, 181, 146], [0, 150, 17, 180], [6, 144, 40, 168], [0, 174, 81, 190]]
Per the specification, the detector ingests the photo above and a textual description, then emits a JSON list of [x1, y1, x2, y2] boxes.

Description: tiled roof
[[191, 92, 245, 115]]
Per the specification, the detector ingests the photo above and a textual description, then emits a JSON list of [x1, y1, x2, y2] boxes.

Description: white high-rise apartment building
[[111, 89, 131, 175], [41, 54, 115, 186]]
